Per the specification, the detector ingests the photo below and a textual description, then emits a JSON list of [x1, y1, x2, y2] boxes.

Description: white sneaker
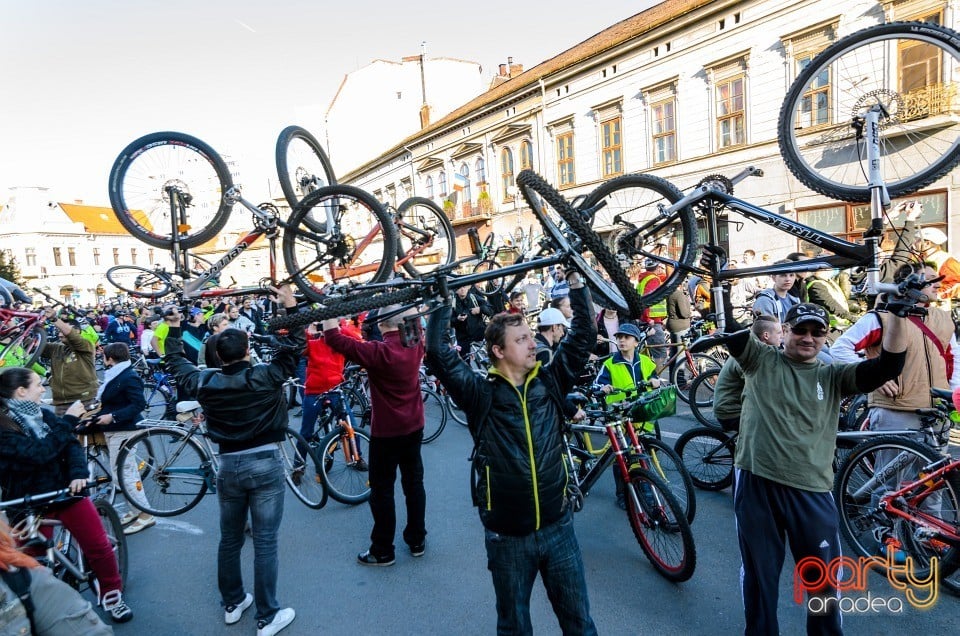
[[256, 608, 295, 636], [224, 592, 253, 625], [119, 510, 138, 525], [123, 515, 156, 535]]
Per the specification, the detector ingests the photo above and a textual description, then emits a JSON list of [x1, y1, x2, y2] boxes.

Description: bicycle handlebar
[[0, 477, 111, 510]]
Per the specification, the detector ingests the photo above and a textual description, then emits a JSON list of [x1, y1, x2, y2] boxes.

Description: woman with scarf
[[92, 343, 152, 535], [0, 366, 133, 623]]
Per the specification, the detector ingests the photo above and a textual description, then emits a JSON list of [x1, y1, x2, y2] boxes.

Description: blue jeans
[[217, 451, 285, 623], [301, 391, 356, 442], [484, 512, 597, 636]]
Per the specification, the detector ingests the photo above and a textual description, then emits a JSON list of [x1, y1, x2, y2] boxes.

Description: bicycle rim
[[275, 125, 337, 210], [626, 468, 696, 582], [94, 499, 128, 588], [108, 132, 233, 248], [143, 383, 175, 420], [687, 368, 721, 429], [279, 428, 328, 510], [643, 438, 697, 524], [397, 197, 456, 277], [282, 184, 397, 300], [117, 429, 209, 516], [319, 427, 372, 504], [420, 387, 447, 444], [671, 353, 722, 404], [0, 323, 46, 369], [778, 21, 960, 202], [675, 427, 734, 491], [106, 265, 173, 299], [471, 259, 505, 298]]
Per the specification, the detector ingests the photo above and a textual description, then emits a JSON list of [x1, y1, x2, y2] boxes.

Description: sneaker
[[410, 543, 425, 557], [353, 458, 368, 472], [357, 550, 395, 566], [123, 515, 156, 535], [101, 590, 133, 623], [224, 592, 253, 625], [119, 510, 139, 526], [256, 608, 295, 636]]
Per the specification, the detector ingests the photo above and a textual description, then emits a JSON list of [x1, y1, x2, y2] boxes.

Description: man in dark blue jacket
[[426, 270, 598, 635]]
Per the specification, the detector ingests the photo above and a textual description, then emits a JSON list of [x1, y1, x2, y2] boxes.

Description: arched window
[[426, 176, 434, 199], [438, 171, 447, 197], [476, 158, 486, 184], [520, 140, 533, 170], [459, 162, 471, 206], [500, 148, 515, 200]]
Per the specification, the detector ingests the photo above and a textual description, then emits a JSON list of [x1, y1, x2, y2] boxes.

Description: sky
[[0, 0, 659, 206]]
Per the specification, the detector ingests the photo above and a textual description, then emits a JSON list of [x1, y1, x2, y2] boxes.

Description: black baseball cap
[[784, 303, 828, 328]]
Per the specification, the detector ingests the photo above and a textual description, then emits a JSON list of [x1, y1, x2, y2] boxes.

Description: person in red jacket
[[322, 305, 426, 566], [299, 319, 361, 454]]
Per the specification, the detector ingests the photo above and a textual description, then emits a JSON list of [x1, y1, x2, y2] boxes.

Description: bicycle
[[579, 22, 960, 328], [562, 391, 696, 582], [637, 318, 726, 404], [107, 131, 398, 303], [0, 303, 47, 369], [141, 358, 177, 419], [115, 401, 328, 514], [0, 481, 127, 602], [311, 391, 372, 505]]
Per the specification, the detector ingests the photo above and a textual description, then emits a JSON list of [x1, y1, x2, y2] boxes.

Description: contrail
[[235, 19, 256, 33]]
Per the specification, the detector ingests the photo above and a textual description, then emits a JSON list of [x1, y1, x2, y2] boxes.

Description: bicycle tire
[[687, 367, 722, 430], [275, 125, 337, 210], [670, 353, 722, 405], [0, 321, 47, 370], [674, 427, 734, 491], [87, 448, 118, 505], [420, 387, 448, 444], [834, 435, 958, 580], [397, 197, 456, 277], [142, 382, 175, 420], [116, 428, 210, 517], [778, 21, 960, 202], [269, 286, 423, 332], [282, 184, 398, 300], [644, 437, 697, 524], [446, 393, 468, 427], [94, 499, 128, 588], [516, 170, 643, 318], [108, 131, 233, 249], [318, 426, 372, 505], [626, 467, 697, 582], [580, 173, 697, 308], [471, 259, 504, 298], [279, 428, 328, 510], [106, 265, 174, 299]]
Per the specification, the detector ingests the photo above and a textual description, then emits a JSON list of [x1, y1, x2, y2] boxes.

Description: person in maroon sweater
[[322, 305, 426, 566]]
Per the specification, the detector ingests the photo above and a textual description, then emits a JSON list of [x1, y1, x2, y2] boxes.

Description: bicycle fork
[[336, 421, 363, 465]]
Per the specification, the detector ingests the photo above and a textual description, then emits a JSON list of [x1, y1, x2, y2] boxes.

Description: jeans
[[484, 511, 597, 636], [217, 451, 285, 623], [368, 430, 426, 556]]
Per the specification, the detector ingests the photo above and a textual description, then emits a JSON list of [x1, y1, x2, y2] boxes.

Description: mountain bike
[[0, 481, 127, 600], [115, 401, 328, 514], [107, 131, 397, 302], [583, 22, 960, 327], [0, 304, 47, 368]]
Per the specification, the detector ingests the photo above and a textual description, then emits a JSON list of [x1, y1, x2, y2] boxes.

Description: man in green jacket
[[41, 307, 98, 415]]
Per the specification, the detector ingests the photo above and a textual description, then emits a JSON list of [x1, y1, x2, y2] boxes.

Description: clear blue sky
[[0, 0, 658, 205]]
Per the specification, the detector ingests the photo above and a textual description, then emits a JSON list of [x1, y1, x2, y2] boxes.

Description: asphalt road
[[104, 405, 956, 635]]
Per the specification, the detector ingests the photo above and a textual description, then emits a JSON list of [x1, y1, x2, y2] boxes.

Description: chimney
[[498, 63, 507, 76], [508, 56, 523, 77]]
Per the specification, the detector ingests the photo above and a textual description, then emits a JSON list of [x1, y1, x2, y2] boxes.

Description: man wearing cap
[[534, 307, 568, 366], [717, 301, 908, 635], [913, 225, 960, 300]]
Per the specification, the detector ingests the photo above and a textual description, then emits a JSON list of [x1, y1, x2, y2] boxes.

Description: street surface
[[105, 405, 956, 635]]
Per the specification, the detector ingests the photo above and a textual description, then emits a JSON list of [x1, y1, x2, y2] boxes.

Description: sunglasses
[[790, 325, 828, 338]]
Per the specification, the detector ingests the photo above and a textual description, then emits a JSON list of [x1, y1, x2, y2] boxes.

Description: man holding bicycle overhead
[[711, 301, 908, 635], [426, 269, 598, 636], [162, 285, 302, 636]]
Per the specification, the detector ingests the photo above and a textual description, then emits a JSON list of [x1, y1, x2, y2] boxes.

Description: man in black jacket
[[163, 285, 302, 636], [426, 270, 598, 635]]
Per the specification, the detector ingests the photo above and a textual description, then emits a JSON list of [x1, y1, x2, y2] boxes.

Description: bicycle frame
[[877, 456, 960, 547]]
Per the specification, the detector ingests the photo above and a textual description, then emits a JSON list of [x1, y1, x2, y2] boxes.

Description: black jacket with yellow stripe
[[426, 285, 596, 536]]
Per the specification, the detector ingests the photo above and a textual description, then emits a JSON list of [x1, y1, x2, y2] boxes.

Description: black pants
[[368, 430, 427, 557], [733, 469, 843, 636]]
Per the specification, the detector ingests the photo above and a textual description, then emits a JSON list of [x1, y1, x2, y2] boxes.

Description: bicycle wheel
[[106, 265, 173, 299], [834, 435, 957, 580], [268, 286, 423, 332], [687, 367, 721, 430], [318, 426, 372, 505], [142, 382, 175, 420], [94, 499, 128, 588], [87, 447, 118, 505], [670, 353, 722, 404], [282, 184, 398, 300], [275, 125, 337, 210], [674, 427, 735, 491], [108, 131, 233, 249], [625, 467, 696, 582], [643, 437, 697, 524], [471, 259, 505, 298], [279, 428, 328, 510], [116, 428, 210, 516], [580, 173, 697, 308], [397, 197, 456, 277], [515, 170, 643, 317], [420, 387, 448, 444], [778, 21, 960, 202], [446, 392, 468, 427], [0, 322, 46, 369]]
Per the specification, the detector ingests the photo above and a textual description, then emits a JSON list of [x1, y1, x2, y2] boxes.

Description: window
[[459, 163, 471, 208], [796, 53, 830, 127], [112, 248, 120, 266], [782, 21, 838, 128], [600, 117, 622, 177], [716, 76, 745, 148], [148, 248, 154, 265], [438, 171, 447, 197], [519, 140, 534, 171], [53, 247, 62, 267], [92, 248, 100, 266], [651, 99, 676, 164], [899, 11, 947, 119], [130, 248, 137, 265], [426, 176, 434, 199], [25, 247, 36, 267], [500, 148, 515, 200], [476, 158, 486, 184], [67, 247, 76, 267], [556, 133, 575, 186]]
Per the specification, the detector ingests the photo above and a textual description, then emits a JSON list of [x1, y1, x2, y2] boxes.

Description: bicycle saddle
[[176, 401, 202, 414]]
